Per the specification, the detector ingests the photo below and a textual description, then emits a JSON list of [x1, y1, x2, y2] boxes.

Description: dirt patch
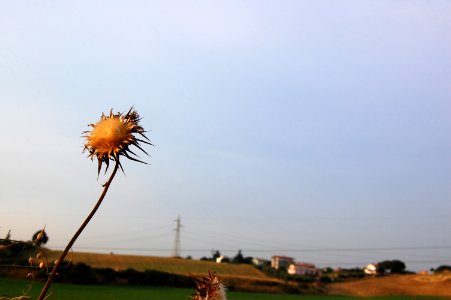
[[326, 274, 451, 297]]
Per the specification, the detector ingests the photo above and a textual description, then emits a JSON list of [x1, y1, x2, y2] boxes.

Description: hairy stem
[[38, 162, 120, 300]]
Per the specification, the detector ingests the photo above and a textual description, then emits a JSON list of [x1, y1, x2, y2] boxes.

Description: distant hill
[[326, 272, 451, 297], [44, 250, 312, 294], [45, 250, 271, 280]]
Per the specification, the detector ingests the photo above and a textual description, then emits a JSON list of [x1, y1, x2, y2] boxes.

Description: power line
[[50, 245, 451, 266], [57, 245, 451, 253]]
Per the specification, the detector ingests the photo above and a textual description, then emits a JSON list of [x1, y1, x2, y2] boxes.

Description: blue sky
[[1, 1, 450, 271]]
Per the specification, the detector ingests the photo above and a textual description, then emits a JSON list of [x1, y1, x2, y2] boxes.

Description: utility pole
[[172, 216, 182, 257]]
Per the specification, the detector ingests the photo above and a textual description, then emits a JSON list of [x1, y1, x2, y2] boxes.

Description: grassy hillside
[[3, 249, 310, 294], [45, 250, 273, 280]]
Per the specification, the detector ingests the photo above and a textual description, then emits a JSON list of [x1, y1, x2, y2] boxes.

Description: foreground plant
[[38, 107, 151, 300], [0, 236, 45, 300], [192, 271, 227, 300]]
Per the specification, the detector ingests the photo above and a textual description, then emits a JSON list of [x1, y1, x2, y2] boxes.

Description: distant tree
[[5, 230, 11, 240], [378, 260, 406, 274], [220, 256, 230, 263], [233, 250, 244, 264], [376, 264, 386, 274], [337, 268, 365, 279], [32, 229, 48, 247], [323, 267, 334, 274], [243, 256, 254, 264], [389, 260, 406, 273], [434, 265, 451, 273]]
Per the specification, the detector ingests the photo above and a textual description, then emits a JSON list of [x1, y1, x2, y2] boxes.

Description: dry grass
[[45, 250, 274, 281], [326, 272, 451, 297]]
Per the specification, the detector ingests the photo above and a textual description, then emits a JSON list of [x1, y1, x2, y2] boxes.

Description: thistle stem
[[38, 161, 120, 300]]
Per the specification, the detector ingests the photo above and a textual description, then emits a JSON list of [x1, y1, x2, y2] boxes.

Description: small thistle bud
[[26, 272, 33, 278], [39, 261, 46, 270], [54, 259, 59, 265], [36, 252, 43, 260], [34, 225, 47, 245], [28, 257, 34, 265]]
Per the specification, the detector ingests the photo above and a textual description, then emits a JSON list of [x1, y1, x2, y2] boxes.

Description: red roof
[[271, 255, 294, 260]]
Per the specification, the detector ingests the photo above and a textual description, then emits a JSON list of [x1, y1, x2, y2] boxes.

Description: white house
[[252, 257, 269, 267], [271, 255, 294, 270], [364, 263, 378, 275], [287, 262, 320, 276]]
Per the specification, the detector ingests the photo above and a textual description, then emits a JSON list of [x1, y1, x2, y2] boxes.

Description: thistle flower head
[[192, 271, 227, 300], [83, 107, 152, 174]]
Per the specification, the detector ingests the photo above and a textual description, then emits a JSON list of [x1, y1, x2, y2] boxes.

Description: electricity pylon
[[172, 216, 182, 257]]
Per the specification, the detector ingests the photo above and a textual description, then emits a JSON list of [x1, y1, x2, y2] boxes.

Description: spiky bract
[[83, 107, 152, 174], [192, 271, 227, 300]]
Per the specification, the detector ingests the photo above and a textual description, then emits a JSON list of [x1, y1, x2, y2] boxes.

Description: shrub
[[64, 262, 97, 284], [434, 265, 451, 273]]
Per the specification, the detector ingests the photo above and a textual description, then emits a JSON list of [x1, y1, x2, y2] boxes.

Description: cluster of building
[[231, 254, 392, 277], [268, 257, 399, 276], [270, 255, 320, 276]]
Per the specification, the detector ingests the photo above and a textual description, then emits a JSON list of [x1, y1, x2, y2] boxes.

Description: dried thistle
[[192, 271, 227, 300], [83, 107, 152, 174], [38, 107, 151, 300]]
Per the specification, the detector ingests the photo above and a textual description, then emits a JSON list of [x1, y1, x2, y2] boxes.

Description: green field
[[0, 277, 447, 300]]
